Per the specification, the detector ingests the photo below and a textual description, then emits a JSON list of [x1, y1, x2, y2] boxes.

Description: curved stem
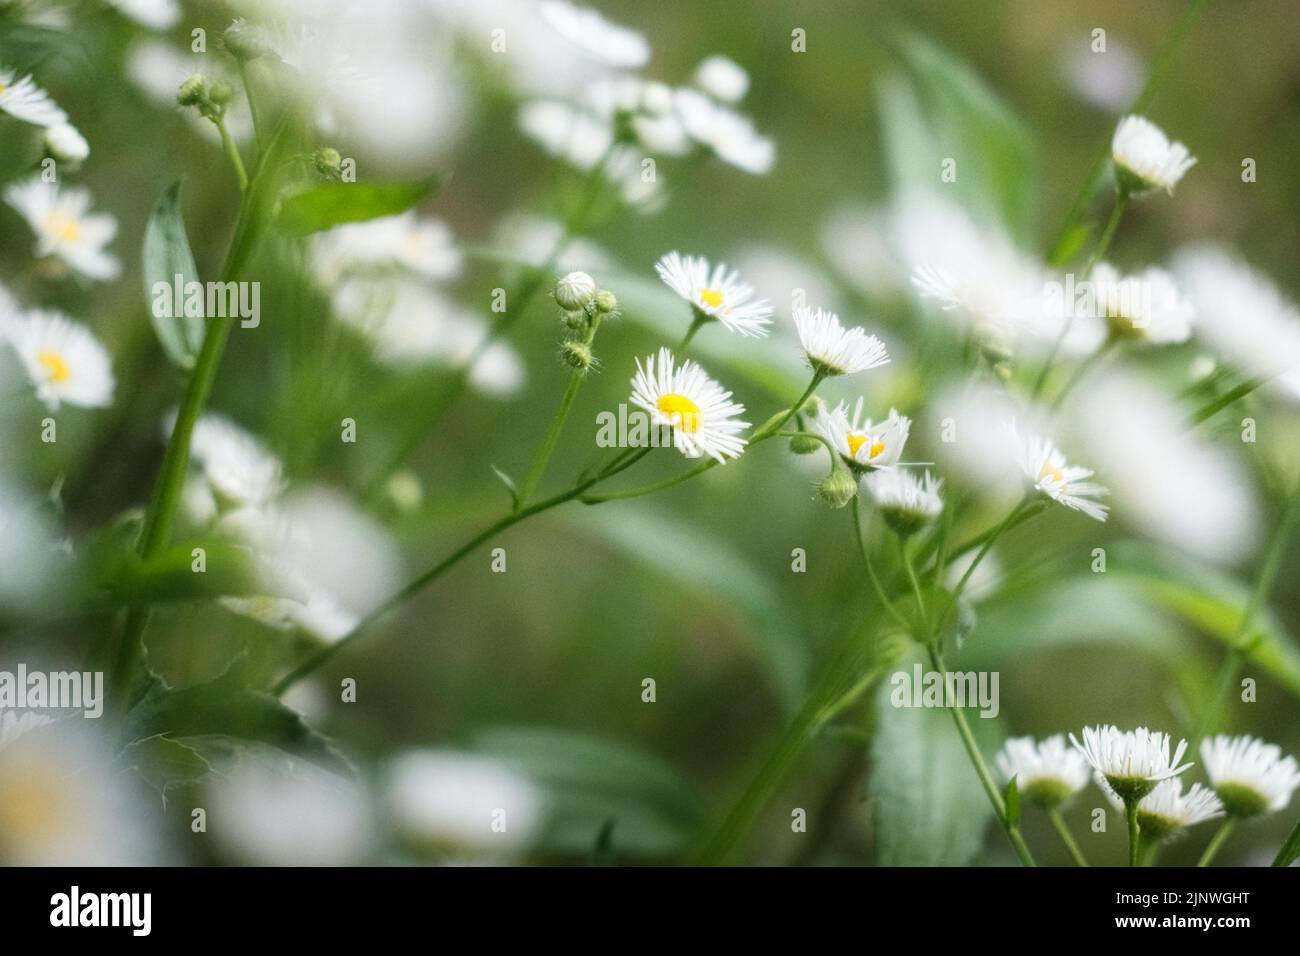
[[1048, 807, 1090, 867], [1197, 818, 1236, 867], [213, 117, 249, 193], [1188, 376, 1266, 426], [852, 498, 909, 632], [899, 537, 929, 637]]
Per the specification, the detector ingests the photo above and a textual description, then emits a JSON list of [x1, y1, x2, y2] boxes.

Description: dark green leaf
[[1272, 816, 1300, 867], [141, 181, 204, 369], [277, 178, 438, 235], [91, 535, 274, 606]]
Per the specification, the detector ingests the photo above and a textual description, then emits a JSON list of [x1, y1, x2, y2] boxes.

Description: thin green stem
[[1048, 807, 1090, 867], [1126, 801, 1141, 867], [852, 498, 910, 632], [1197, 818, 1236, 867], [213, 117, 249, 192], [1188, 376, 1266, 426], [678, 312, 708, 352], [900, 537, 929, 637], [928, 644, 1036, 866]]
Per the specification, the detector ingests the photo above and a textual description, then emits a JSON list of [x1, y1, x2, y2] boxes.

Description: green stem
[[1197, 818, 1236, 867], [1048, 807, 1090, 866], [852, 498, 910, 632], [1126, 800, 1141, 867], [900, 537, 929, 637], [213, 117, 249, 192], [1188, 376, 1266, 426], [678, 312, 709, 352], [928, 644, 1036, 866], [930, 495, 1035, 641]]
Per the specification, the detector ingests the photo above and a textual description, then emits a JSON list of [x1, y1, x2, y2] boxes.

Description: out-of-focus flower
[[43, 123, 88, 164], [1098, 777, 1223, 840], [1171, 244, 1300, 400], [995, 735, 1089, 807], [1089, 263, 1193, 344], [1074, 371, 1259, 562], [693, 54, 749, 103], [207, 752, 372, 865], [0, 717, 162, 865], [181, 413, 284, 509], [105, 0, 180, 30], [1062, 38, 1144, 112], [4, 310, 114, 410], [794, 307, 889, 376], [0, 67, 67, 126], [819, 203, 903, 299], [672, 88, 774, 174], [540, 0, 650, 69], [867, 468, 942, 536], [1009, 422, 1108, 522], [1112, 114, 1195, 195], [629, 347, 749, 462], [1071, 725, 1191, 802], [4, 178, 120, 280], [655, 251, 773, 337], [0, 479, 65, 613], [491, 212, 612, 274], [310, 213, 462, 287], [1201, 734, 1300, 818], [810, 399, 909, 474]]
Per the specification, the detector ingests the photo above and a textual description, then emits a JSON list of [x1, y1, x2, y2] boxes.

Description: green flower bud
[[208, 80, 234, 107], [560, 309, 588, 332], [594, 289, 618, 314], [818, 468, 858, 509], [788, 432, 822, 455], [561, 340, 593, 371], [554, 271, 596, 311], [314, 147, 343, 177], [177, 73, 209, 107]]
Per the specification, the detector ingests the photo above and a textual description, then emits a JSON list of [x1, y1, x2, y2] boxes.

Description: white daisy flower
[[0, 68, 67, 127], [794, 306, 890, 376], [1090, 262, 1193, 344], [1201, 734, 1300, 817], [1071, 725, 1192, 802], [693, 54, 749, 103], [310, 212, 462, 286], [1126, 779, 1224, 840], [655, 251, 773, 337], [673, 88, 774, 174], [1112, 114, 1196, 194], [105, 0, 180, 30], [1171, 244, 1300, 400], [4, 178, 120, 281], [1008, 422, 1108, 522], [995, 734, 1090, 807], [810, 399, 910, 474], [182, 413, 284, 508], [43, 123, 88, 164], [5, 310, 114, 410], [866, 468, 942, 537], [540, 0, 650, 69], [629, 347, 749, 462], [386, 750, 543, 857]]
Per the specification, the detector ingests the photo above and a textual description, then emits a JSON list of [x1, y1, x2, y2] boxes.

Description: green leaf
[[869, 652, 995, 865], [1272, 816, 1300, 867], [277, 178, 438, 235], [89, 532, 274, 606], [141, 181, 205, 369], [490, 464, 519, 507], [121, 734, 212, 797], [1003, 775, 1021, 828]]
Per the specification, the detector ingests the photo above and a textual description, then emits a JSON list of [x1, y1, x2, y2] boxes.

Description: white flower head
[[555, 271, 597, 311], [0, 68, 67, 127], [540, 0, 650, 69], [629, 347, 749, 463], [182, 413, 284, 508], [6, 310, 114, 410], [106, 0, 180, 30], [794, 307, 890, 377], [310, 212, 462, 286], [4, 178, 120, 281], [1090, 263, 1193, 344], [673, 88, 774, 174], [1129, 779, 1224, 840], [1071, 725, 1192, 802], [996, 734, 1090, 807], [810, 398, 909, 474], [693, 54, 749, 103], [1112, 114, 1196, 194], [1201, 734, 1300, 818], [655, 251, 772, 337], [866, 468, 942, 537], [43, 123, 89, 164], [1008, 422, 1108, 522]]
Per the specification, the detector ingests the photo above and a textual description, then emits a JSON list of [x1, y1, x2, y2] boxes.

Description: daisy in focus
[[0, 68, 67, 127], [1008, 422, 1108, 522], [629, 347, 749, 462], [794, 307, 890, 377], [996, 735, 1090, 808], [655, 251, 773, 337], [866, 468, 943, 537], [4, 178, 120, 281], [1111, 114, 1196, 195], [811, 399, 909, 474], [1200, 734, 1300, 818], [1090, 263, 1194, 344], [1120, 778, 1224, 841], [4, 310, 114, 410], [1071, 725, 1192, 802]]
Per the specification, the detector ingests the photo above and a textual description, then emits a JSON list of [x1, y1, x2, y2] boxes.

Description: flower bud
[[554, 271, 596, 311], [560, 309, 588, 332], [818, 468, 858, 509], [314, 147, 343, 177], [208, 80, 234, 107], [788, 432, 822, 455], [44, 123, 89, 164], [593, 289, 618, 314], [176, 73, 209, 107], [561, 340, 593, 371]]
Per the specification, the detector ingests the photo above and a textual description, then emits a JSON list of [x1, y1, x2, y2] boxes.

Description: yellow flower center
[[0, 83, 7, 95], [45, 212, 80, 243], [37, 350, 71, 383], [657, 392, 701, 433], [847, 433, 885, 459], [1038, 461, 1064, 483], [698, 287, 724, 308]]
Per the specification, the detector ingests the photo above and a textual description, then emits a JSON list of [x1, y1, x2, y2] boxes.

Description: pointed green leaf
[[277, 178, 439, 235], [141, 181, 204, 369], [490, 464, 519, 507], [1272, 816, 1300, 867]]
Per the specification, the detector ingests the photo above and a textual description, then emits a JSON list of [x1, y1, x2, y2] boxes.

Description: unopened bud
[[177, 73, 209, 107], [594, 289, 618, 314], [208, 80, 234, 106], [561, 309, 588, 332], [555, 271, 596, 310], [788, 432, 822, 455], [314, 147, 342, 177], [818, 468, 858, 509], [561, 340, 593, 370]]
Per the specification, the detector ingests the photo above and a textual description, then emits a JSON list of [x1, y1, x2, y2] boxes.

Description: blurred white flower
[[819, 203, 903, 299], [995, 734, 1089, 807], [629, 347, 750, 462], [1124, 778, 1224, 838], [1062, 39, 1143, 112], [207, 753, 372, 865], [1008, 422, 1108, 522], [1072, 724, 1192, 802], [1112, 114, 1195, 194], [810, 398, 909, 473], [386, 750, 543, 857], [0, 479, 65, 613], [1090, 262, 1194, 344], [43, 123, 88, 164], [655, 251, 773, 337], [1074, 371, 1259, 561], [929, 380, 1042, 498], [693, 54, 749, 103], [4, 178, 120, 280], [0, 67, 67, 126], [0, 710, 52, 750], [106, 0, 180, 30], [491, 212, 612, 273], [5, 310, 114, 410], [794, 306, 889, 376], [866, 468, 942, 536], [1201, 734, 1300, 817], [540, 0, 650, 69], [181, 413, 284, 508], [310, 213, 462, 286], [1171, 244, 1300, 400], [673, 88, 774, 174], [519, 99, 613, 170]]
